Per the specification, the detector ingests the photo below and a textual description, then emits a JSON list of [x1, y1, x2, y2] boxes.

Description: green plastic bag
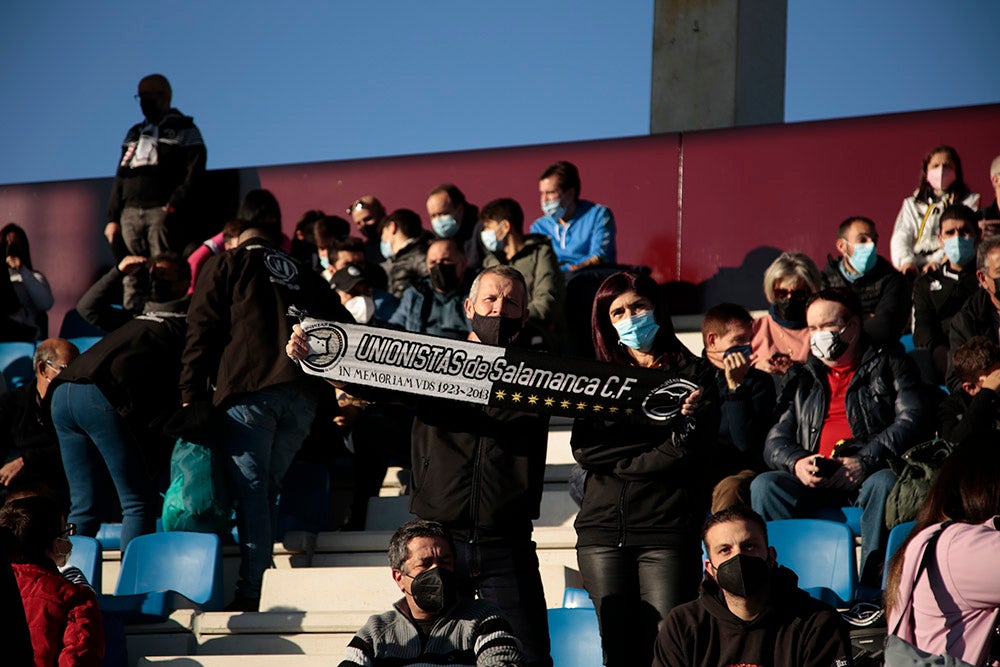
[[885, 439, 954, 530], [161, 439, 233, 536]]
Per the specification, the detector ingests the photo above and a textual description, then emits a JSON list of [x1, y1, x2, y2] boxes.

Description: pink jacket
[[888, 519, 1000, 666]]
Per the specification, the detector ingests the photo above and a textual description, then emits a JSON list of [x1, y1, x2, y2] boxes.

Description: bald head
[[34, 338, 79, 398]]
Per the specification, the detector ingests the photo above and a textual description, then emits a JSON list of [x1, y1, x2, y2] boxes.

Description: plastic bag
[[161, 439, 232, 535]]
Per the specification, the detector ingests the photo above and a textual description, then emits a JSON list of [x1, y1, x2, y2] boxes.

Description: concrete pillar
[[650, 0, 787, 133]]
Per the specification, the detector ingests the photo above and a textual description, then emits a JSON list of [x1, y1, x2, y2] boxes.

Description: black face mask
[[409, 566, 457, 614], [773, 295, 808, 324], [714, 554, 771, 598], [472, 313, 522, 346], [430, 263, 461, 294], [360, 224, 380, 242]]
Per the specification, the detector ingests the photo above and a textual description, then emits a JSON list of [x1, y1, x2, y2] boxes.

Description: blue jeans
[[221, 383, 316, 599], [52, 382, 159, 551], [750, 468, 897, 587], [453, 540, 551, 667], [577, 544, 700, 667]]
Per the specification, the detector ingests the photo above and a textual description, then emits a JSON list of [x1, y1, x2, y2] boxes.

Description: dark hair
[[387, 519, 455, 572], [916, 145, 971, 202], [313, 216, 352, 250], [331, 236, 366, 254], [805, 287, 863, 322], [378, 208, 424, 239], [885, 436, 1000, 615], [237, 189, 282, 242], [701, 303, 752, 342], [428, 184, 466, 207], [836, 216, 877, 241], [952, 336, 1000, 386], [150, 251, 192, 284], [222, 219, 246, 241], [701, 506, 769, 551], [591, 270, 682, 367], [0, 495, 64, 563], [294, 210, 326, 242], [480, 198, 525, 235], [939, 203, 979, 235], [539, 161, 581, 198], [0, 223, 34, 271]]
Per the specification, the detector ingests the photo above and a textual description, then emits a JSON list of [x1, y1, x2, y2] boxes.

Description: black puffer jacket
[[821, 254, 911, 345], [382, 235, 430, 300], [572, 351, 719, 549], [764, 339, 926, 477]]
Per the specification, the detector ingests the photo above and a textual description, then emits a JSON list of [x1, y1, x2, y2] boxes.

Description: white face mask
[[809, 325, 852, 362], [345, 295, 376, 323]]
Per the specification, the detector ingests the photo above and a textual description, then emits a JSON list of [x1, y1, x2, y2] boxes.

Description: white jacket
[[890, 190, 980, 270]]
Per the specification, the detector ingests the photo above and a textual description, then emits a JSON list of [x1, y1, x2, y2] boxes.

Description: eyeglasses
[[45, 360, 68, 372], [62, 523, 76, 537], [773, 289, 810, 300]]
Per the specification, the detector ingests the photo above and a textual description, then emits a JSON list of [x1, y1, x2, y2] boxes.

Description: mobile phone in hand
[[813, 456, 842, 478]]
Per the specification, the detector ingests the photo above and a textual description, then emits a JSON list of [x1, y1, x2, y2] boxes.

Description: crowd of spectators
[[1, 73, 999, 665]]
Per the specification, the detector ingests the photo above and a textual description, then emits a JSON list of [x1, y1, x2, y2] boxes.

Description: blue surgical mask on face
[[480, 229, 500, 253], [542, 199, 565, 220], [943, 235, 975, 267], [613, 310, 660, 353], [319, 255, 330, 270], [380, 239, 394, 260], [847, 242, 877, 276], [724, 343, 753, 360], [432, 215, 459, 238]]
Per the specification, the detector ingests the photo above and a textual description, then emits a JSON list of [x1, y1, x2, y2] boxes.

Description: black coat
[[912, 262, 979, 350], [765, 340, 926, 478], [947, 289, 1000, 392], [822, 254, 911, 345], [572, 351, 719, 549]]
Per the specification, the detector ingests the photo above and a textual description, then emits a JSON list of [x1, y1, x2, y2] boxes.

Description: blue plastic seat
[[95, 523, 122, 551], [0, 341, 36, 388], [899, 334, 915, 352], [883, 520, 917, 589], [99, 531, 223, 621], [67, 536, 102, 592], [562, 587, 594, 609], [66, 336, 103, 354], [547, 607, 603, 667], [813, 506, 863, 538], [767, 519, 857, 607]]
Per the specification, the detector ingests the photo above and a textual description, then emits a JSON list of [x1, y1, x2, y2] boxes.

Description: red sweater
[[13, 562, 104, 667]]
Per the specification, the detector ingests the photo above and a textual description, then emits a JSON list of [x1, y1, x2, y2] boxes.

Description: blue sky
[[1, 1, 998, 185]]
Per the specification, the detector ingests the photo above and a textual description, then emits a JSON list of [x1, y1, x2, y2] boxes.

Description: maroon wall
[[1, 103, 998, 331]]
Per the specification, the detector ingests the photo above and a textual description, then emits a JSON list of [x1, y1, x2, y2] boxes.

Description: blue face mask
[[943, 235, 975, 267], [380, 239, 394, 260], [724, 343, 753, 360], [432, 215, 459, 238], [847, 242, 877, 276], [613, 310, 660, 353], [480, 229, 500, 253], [541, 199, 565, 221], [318, 255, 330, 270]]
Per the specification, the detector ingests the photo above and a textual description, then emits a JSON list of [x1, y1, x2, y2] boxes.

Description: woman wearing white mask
[[890, 145, 979, 277], [571, 270, 719, 667]]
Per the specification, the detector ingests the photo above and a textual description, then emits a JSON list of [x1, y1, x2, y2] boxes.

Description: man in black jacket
[[408, 265, 551, 667], [751, 288, 926, 591], [821, 216, 910, 345], [104, 74, 206, 308], [652, 506, 852, 667], [699, 303, 776, 512], [938, 336, 1000, 442], [180, 190, 348, 611]]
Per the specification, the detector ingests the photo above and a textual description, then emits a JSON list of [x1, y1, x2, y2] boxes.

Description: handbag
[[161, 438, 233, 536], [884, 522, 975, 667]]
